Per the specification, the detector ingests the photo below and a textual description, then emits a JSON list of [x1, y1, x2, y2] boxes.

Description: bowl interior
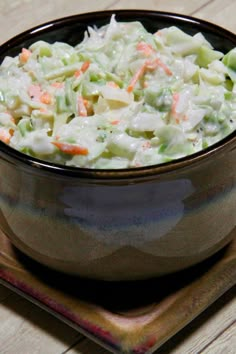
[[1, 10, 236, 65]]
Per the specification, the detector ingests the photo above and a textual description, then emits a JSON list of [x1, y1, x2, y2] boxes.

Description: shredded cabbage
[[0, 15, 235, 169]]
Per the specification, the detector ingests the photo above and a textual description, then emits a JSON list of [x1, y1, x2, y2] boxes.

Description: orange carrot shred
[[146, 58, 172, 76], [19, 48, 31, 63], [40, 92, 52, 105], [156, 58, 173, 76], [78, 96, 87, 117], [74, 61, 90, 78], [107, 81, 119, 88], [171, 93, 181, 123], [40, 107, 47, 113], [137, 42, 155, 57], [51, 82, 64, 88], [171, 93, 180, 115], [127, 56, 172, 92], [82, 99, 89, 108], [127, 63, 146, 93], [0, 128, 11, 144], [81, 61, 90, 73], [52, 141, 88, 155], [74, 70, 82, 78], [9, 128, 14, 137], [111, 120, 120, 125]]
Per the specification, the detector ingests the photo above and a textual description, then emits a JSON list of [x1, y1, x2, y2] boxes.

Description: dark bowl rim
[[0, 9, 236, 180]]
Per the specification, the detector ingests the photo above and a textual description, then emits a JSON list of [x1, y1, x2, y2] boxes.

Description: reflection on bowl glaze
[[60, 179, 194, 247], [0, 10, 236, 280], [0, 143, 235, 280]]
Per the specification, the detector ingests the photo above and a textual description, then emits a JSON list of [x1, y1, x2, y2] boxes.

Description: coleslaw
[[0, 15, 236, 169]]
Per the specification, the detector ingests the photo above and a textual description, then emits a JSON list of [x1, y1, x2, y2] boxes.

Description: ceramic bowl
[[0, 10, 236, 280]]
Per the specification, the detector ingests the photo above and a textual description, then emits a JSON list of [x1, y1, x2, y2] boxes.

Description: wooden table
[[0, 1, 235, 353]]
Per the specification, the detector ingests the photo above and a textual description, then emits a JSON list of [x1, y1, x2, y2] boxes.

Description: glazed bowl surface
[[0, 10, 236, 280]]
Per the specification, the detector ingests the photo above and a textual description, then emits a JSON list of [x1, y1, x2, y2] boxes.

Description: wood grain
[[193, 0, 236, 32], [0, 292, 81, 354], [154, 286, 236, 354], [1, 0, 235, 44], [202, 322, 236, 354], [0, 0, 116, 43], [66, 338, 112, 354], [106, 0, 209, 14]]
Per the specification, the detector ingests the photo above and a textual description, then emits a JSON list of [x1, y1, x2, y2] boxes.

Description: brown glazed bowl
[[0, 10, 236, 280]]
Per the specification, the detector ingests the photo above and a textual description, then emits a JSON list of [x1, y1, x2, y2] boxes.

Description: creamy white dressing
[[0, 16, 235, 168]]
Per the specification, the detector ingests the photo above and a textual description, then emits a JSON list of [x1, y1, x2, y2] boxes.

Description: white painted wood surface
[[0, 1, 235, 353]]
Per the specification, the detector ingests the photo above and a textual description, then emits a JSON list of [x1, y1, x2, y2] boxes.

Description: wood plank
[[153, 286, 236, 353], [0, 0, 117, 43], [0, 292, 81, 354], [193, 0, 236, 32], [2, 0, 231, 45], [106, 0, 209, 15], [202, 322, 236, 354], [65, 339, 112, 354], [2, 0, 233, 45]]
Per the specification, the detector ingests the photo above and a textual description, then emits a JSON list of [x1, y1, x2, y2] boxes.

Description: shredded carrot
[[171, 93, 181, 123], [146, 58, 172, 76], [78, 96, 87, 117], [111, 120, 120, 125], [127, 56, 172, 92], [29, 86, 53, 104], [40, 92, 52, 105], [39, 107, 48, 113], [74, 61, 90, 78], [137, 42, 155, 57], [81, 61, 90, 73], [9, 128, 14, 137], [171, 93, 179, 114], [107, 81, 119, 88], [175, 117, 180, 124], [156, 58, 173, 76], [83, 99, 94, 115], [51, 82, 64, 88], [74, 70, 82, 78], [52, 141, 88, 155], [19, 48, 31, 64], [0, 128, 11, 144], [127, 63, 146, 93]]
